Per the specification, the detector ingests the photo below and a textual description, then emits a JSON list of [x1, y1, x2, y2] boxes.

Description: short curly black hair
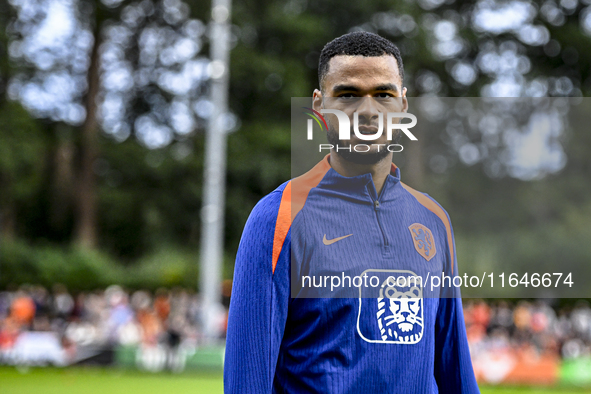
[[318, 32, 404, 91]]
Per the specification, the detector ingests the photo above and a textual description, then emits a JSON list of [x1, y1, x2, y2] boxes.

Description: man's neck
[[328, 151, 393, 196]]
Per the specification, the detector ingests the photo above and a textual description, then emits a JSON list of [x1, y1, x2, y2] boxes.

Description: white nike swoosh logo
[[323, 233, 353, 245]]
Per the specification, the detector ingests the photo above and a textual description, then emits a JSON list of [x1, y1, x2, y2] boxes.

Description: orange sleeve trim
[[290, 155, 331, 222], [401, 183, 455, 274], [271, 155, 331, 274], [272, 181, 292, 274]]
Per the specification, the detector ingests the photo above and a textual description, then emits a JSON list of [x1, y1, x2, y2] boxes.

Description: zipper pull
[[374, 200, 380, 209]]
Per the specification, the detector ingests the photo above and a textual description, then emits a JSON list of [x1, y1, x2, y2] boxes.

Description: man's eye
[[375, 93, 393, 98], [339, 94, 357, 99]]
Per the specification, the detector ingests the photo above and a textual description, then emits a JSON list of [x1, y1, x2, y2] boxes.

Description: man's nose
[[355, 98, 381, 124]]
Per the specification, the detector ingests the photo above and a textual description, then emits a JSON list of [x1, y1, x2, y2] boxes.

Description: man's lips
[[355, 125, 379, 135]]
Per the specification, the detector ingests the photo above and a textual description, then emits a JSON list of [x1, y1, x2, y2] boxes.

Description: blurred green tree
[[0, 0, 590, 289], [2, 0, 212, 252], [0, 2, 46, 239]]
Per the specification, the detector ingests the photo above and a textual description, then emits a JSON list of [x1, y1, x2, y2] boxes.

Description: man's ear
[[313, 89, 323, 112], [401, 87, 408, 113]]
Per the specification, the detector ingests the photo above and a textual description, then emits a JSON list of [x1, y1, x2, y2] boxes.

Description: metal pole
[[200, 0, 232, 340]]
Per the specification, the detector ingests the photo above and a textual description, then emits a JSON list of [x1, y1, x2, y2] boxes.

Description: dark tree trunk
[[73, 27, 101, 249], [50, 126, 74, 232], [0, 200, 16, 240]]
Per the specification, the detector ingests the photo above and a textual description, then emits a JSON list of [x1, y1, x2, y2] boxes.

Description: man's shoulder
[[243, 181, 293, 273], [399, 182, 451, 220], [244, 181, 290, 231], [399, 182, 456, 265], [249, 180, 288, 212]]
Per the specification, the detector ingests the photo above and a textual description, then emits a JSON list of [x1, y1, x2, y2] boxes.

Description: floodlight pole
[[200, 0, 232, 340]]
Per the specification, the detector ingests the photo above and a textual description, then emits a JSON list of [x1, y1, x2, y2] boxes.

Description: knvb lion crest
[[357, 270, 424, 345], [408, 223, 436, 261], [376, 281, 423, 343]]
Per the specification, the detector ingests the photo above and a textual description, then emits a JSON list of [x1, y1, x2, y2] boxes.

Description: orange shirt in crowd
[[11, 296, 36, 326], [154, 296, 170, 322]]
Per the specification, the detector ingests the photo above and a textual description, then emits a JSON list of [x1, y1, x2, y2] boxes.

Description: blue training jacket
[[224, 155, 480, 393]]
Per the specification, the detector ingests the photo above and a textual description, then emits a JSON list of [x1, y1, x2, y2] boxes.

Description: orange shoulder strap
[[401, 183, 455, 274], [271, 156, 331, 273]]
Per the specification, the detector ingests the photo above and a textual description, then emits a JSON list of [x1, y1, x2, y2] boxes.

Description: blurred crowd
[[0, 284, 229, 368], [3, 285, 591, 368], [465, 299, 591, 360]]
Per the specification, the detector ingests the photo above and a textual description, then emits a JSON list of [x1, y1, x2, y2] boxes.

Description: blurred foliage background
[[0, 0, 591, 292]]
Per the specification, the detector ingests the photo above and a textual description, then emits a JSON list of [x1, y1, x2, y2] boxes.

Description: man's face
[[313, 55, 408, 165]]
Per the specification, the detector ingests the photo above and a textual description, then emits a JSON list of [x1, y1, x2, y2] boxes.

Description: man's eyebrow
[[331, 83, 400, 94], [332, 85, 360, 93], [374, 84, 399, 93]]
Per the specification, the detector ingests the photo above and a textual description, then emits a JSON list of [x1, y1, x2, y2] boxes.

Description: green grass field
[[2, 367, 591, 394]]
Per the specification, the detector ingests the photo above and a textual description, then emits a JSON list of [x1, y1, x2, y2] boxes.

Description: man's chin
[[327, 130, 392, 165]]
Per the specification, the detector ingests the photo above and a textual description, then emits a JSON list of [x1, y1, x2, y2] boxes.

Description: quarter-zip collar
[[317, 155, 402, 204]]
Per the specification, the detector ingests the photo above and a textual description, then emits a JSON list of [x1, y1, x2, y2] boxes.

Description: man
[[225, 32, 479, 393]]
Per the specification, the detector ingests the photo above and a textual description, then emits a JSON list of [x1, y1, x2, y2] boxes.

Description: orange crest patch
[[408, 223, 436, 261]]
